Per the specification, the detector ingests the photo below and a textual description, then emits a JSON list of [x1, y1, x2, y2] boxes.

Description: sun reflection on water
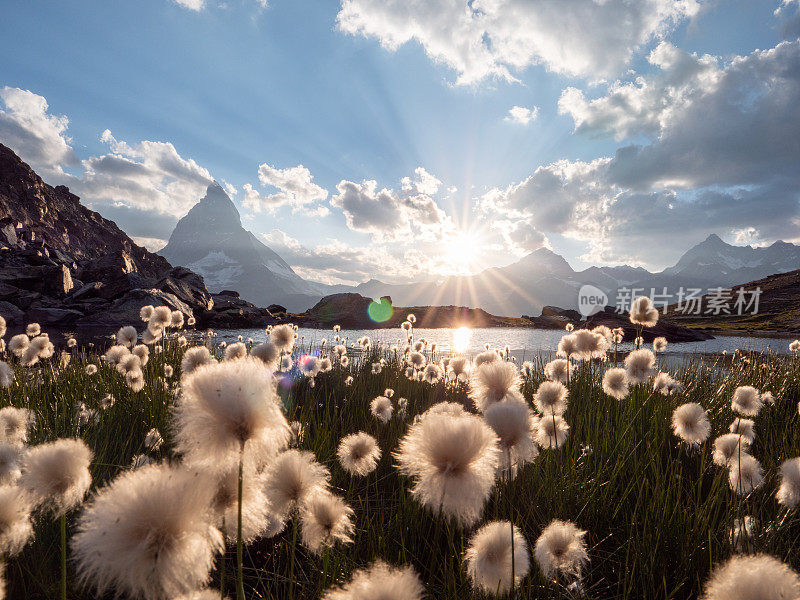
[[452, 326, 471, 353]]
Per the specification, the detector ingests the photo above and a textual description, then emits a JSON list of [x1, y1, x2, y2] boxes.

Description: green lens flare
[[367, 298, 393, 323]]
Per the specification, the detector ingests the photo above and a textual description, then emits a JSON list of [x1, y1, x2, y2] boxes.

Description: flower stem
[[236, 447, 245, 600], [60, 513, 67, 600]]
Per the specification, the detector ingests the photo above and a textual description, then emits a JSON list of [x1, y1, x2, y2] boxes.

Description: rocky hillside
[[0, 143, 213, 329], [666, 268, 800, 333]]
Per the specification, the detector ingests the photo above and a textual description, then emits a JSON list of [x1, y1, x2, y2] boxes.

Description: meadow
[[2, 301, 800, 600]]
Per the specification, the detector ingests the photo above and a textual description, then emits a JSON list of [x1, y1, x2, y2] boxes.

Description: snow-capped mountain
[[159, 182, 326, 311], [660, 234, 800, 285]]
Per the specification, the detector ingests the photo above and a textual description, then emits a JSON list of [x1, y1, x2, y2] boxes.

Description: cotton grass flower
[[544, 359, 570, 383], [571, 329, 609, 360], [322, 560, 423, 600], [732, 386, 762, 417], [474, 350, 499, 367], [671, 403, 711, 446], [224, 341, 247, 361], [181, 346, 214, 376], [0, 485, 33, 556], [132, 344, 149, 366], [126, 369, 145, 392], [701, 554, 800, 600], [653, 372, 683, 396], [85, 364, 97, 375], [337, 432, 381, 476], [652, 336, 667, 352], [776, 457, 800, 508], [730, 418, 756, 443], [149, 306, 172, 330], [729, 454, 764, 495], [116, 325, 137, 348], [624, 348, 656, 384], [370, 396, 393, 423], [0, 444, 22, 484], [300, 492, 354, 554], [72, 463, 223, 600], [535, 415, 569, 449], [140, 305, 154, 321], [465, 521, 530, 594], [210, 461, 271, 543], [469, 361, 521, 413], [250, 341, 279, 367], [422, 363, 442, 384], [171, 310, 184, 329], [261, 449, 330, 519], [25, 323, 40, 337], [270, 324, 296, 352], [0, 407, 31, 446], [534, 380, 568, 416], [395, 410, 499, 525], [629, 296, 659, 327], [534, 520, 588, 581], [484, 396, 538, 474], [173, 357, 289, 469], [0, 362, 13, 388], [556, 334, 577, 358], [103, 344, 129, 365], [20, 438, 92, 515], [29, 334, 54, 359], [116, 352, 141, 375], [712, 433, 750, 467], [8, 334, 28, 357], [602, 368, 629, 400]]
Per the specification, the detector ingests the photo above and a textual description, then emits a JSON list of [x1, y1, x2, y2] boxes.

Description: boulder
[[0, 301, 24, 324]]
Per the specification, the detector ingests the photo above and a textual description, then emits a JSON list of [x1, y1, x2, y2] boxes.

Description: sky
[[1, 0, 799, 286]]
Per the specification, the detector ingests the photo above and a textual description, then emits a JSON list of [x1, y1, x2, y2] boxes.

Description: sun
[[444, 232, 480, 274]]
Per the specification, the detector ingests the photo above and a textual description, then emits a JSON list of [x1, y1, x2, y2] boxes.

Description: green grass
[[2, 337, 800, 599]]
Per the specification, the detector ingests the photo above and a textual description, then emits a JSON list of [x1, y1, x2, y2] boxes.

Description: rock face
[[159, 182, 327, 312], [0, 144, 213, 329]]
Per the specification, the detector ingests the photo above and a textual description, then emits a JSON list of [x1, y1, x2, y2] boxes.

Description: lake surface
[[214, 326, 796, 359]]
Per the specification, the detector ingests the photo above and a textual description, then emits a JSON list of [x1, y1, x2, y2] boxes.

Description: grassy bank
[[2, 331, 800, 599]]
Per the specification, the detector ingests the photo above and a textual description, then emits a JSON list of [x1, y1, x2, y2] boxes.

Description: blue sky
[[1, 0, 798, 285]]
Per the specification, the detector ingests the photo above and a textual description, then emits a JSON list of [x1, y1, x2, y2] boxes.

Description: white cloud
[[558, 42, 721, 140], [504, 105, 538, 125], [0, 86, 77, 179], [331, 167, 452, 240], [132, 236, 168, 252], [173, 0, 205, 10], [77, 129, 213, 217], [243, 163, 329, 216], [337, 0, 700, 84]]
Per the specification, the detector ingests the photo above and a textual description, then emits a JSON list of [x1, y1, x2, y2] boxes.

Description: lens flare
[[367, 298, 393, 323]]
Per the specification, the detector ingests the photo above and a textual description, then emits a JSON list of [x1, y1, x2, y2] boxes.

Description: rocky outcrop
[[586, 306, 714, 342], [0, 144, 213, 329], [196, 290, 278, 329], [294, 293, 537, 329]]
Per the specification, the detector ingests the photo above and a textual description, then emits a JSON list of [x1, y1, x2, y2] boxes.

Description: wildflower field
[[2, 302, 800, 600]]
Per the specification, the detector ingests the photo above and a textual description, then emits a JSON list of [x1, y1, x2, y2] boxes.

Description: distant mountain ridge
[[161, 184, 800, 316], [323, 237, 800, 317]]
